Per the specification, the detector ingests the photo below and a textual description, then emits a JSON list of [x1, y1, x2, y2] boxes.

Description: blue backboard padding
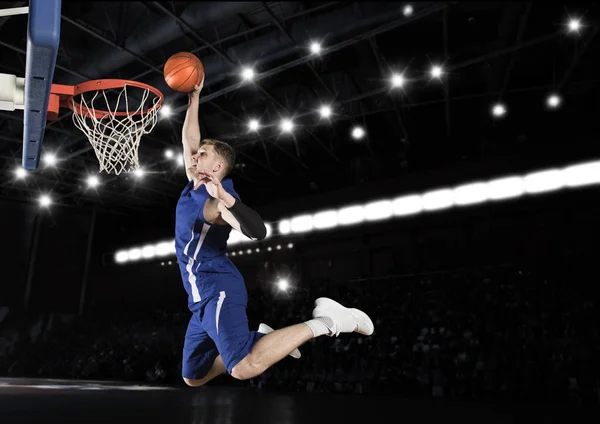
[[22, 0, 61, 170]]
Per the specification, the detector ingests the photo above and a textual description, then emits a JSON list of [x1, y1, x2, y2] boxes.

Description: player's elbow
[[242, 222, 267, 241], [255, 223, 267, 241]]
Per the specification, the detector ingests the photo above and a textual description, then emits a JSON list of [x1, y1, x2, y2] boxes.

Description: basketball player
[[177, 82, 374, 387]]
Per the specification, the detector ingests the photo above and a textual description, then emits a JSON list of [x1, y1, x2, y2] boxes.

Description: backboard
[[22, 0, 61, 170]]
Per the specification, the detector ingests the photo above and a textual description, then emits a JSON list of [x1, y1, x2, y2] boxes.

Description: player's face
[[190, 145, 221, 175]]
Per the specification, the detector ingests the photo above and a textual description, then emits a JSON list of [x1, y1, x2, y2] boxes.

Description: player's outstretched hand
[[194, 171, 226, 200], [189, 76, 205, 99]]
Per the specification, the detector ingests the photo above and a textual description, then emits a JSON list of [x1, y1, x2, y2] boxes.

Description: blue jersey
[[175, 179, 241, 303]]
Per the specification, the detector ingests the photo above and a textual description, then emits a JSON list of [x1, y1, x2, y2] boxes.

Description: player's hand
[[189, 76, 204, 99], [194, 171, 226, 200]]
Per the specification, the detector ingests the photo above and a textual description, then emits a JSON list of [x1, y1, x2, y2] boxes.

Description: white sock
[[304, 316, 335, 338]]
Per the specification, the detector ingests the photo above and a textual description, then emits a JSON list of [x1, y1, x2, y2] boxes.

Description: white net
[[71, 84, 162, 175]]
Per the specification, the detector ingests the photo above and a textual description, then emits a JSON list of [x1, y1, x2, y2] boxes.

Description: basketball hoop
[[48, 79, 164, 175]]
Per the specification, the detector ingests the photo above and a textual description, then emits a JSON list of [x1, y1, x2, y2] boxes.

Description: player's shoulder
[[221, 178, 240, 199]]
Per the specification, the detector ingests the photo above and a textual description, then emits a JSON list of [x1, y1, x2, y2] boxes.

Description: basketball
[[164, 52, 204, 93]]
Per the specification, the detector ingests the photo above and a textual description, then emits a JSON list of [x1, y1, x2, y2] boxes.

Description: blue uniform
[[175, 179, 263, 379]]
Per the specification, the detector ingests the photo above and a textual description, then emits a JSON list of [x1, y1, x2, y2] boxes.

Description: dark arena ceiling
[[0, 1, 599, 216]]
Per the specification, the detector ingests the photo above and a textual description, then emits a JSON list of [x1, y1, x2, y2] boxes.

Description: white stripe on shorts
[[216, 291, 226, 334]]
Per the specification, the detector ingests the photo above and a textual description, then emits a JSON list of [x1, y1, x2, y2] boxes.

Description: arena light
[[128, 247, 142, 261], [430, 65, 443, 79], [564, 160, 600, 187], [338, 205, 365, 225], [164, 149, 174, 159], [265, 223, 273, 238], [487, 176, 525, 200], [523, 169, 565, 194], [364, 200, 393, 221], [278, 219, 291, 235], [351, 126, 365, 140], [291, 214, 313, 233], [568, 18, 581, 33], [141, 244, 156, 259], [113, 159, 600, 262], [310, 41, 322, 55], [115, 251, 128, 263], [248, 119, 260, 132], [287, 243, 294, 248], [280, 118, 294, 133], [492, 103, 507, 117], [14, 167, 27, 179], [452, 182, 488, 206], [277, 278, 289, 291], [422, 189, 454, 211], [546, 94, 562, 109], [392, 195, 423, 216], [160, 105, 172, 118], [241, 67, 255, 81], [319, 105, 332, 119], [39, 194, 51, 208], [86, 175, 100, 188], [177, 155, 184, 167], [403, 4, 413, 16], [134, 168, 145, 179], [391, 73, 405, 88], [43, 153, 57, 167], [155, 241, 173, 257], [313, 210, 338, 229]]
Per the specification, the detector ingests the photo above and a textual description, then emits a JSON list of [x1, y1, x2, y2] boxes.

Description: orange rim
[[50, 79, 164, 120]]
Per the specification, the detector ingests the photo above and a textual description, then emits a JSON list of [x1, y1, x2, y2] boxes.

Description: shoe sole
[[313, 297, 375, 336], [258, 323, 301, 359]]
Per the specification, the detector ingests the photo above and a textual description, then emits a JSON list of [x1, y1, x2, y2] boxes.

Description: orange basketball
[[164, 52, 204, 93]]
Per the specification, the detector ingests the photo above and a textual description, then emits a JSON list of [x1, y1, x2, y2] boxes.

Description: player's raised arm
[[198, 172, 267, 241], [181, 80, 204, 181]]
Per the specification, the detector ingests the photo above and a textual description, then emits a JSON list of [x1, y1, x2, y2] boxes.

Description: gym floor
[[0, 377, 589, 423]]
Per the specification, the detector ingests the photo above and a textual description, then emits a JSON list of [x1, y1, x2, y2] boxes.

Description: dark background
[[1, 0, 600, 408]]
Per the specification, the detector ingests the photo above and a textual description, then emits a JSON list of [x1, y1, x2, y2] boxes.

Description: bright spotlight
[[134, 168, 145, 178], [351, 126, 365, 140], [430, 65, 443, 79], [280, 119, 294, 133], [160, 105, 172, 118], [165, 149, 174, 159], [277, 278, 289, 291], [391, 73, 405, 88], [14, 167, 27, 179], [492, 103, 507, 117], [241, 67, 255, 81], [39, 194, 51, 207], [248, 119, 260, 132], [403, 4, 413, 16], [546, 93, 562, 108], [319, 105, 332, 118], [310, 41, 322, 55], [568, 18, 581, 33], [87, 175, 100, 188], [43, 153, 57, 167]]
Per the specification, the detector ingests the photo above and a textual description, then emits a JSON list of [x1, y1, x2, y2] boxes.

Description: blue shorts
[[181, 272, 264, 380]]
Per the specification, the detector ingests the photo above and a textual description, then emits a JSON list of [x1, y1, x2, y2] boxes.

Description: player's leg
[[203, 288, 374, 381], [183, 355, 225, 387], [230, 297, 374, 380], [181, 313, 224, 387]]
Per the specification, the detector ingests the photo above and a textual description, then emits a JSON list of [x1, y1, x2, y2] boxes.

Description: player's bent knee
[[183, 377, 207, 387], [230, 357, 261, 381]]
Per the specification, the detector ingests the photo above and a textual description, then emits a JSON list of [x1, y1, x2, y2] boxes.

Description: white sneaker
[[312, 297, 375, 337], [258, 323, 302, 359]]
